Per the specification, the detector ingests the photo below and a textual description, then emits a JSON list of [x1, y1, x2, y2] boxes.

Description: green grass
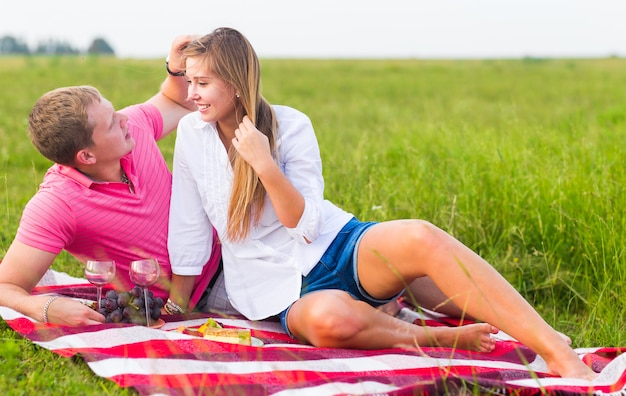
[[2, 55, 626, 394]]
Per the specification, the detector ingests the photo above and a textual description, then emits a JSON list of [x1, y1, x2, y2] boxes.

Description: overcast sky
[[2, 0, 625, 59]]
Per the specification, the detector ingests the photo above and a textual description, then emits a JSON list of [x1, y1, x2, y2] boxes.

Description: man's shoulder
[[40, 165, 86, 189], [33, 167, 91, 209], [122, 103, 162, 128], [19, 172, 76, 237], [121, 103, 163, 141], [121, 102, 159, 117]]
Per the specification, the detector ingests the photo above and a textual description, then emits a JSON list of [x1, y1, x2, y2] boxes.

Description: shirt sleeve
[[15, 190, 75, 254], [276, 107, 326, 243], [121, 103, 164, 141], [168, 120, 215, 276]]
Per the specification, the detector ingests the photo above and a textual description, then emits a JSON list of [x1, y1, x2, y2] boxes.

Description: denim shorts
[[278, 217, 402, 337]]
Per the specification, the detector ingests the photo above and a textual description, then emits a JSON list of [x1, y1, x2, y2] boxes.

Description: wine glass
[[129, 258, 160, 326], [85, 260, 116, 312]]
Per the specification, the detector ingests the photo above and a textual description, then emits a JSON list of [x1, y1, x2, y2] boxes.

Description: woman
[[168, 27, 595, 380]]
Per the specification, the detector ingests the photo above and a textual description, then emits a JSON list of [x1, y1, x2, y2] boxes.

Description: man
[[0, 35, 233, 325]]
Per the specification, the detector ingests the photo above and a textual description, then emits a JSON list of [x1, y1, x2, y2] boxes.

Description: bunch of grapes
[[98, 286, 164, 325]]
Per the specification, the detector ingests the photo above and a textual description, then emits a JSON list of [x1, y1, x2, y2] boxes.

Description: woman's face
[[185, 56, 238, 125]]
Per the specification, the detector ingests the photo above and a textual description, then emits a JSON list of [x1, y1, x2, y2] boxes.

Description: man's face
[[87, 96, 135, 164]]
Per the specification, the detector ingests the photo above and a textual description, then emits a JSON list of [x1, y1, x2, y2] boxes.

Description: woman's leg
[[395, 278, 572, 345], [287, 289, 497, 352], [355, 219, 595, 380], [383, 276, 478, 319]]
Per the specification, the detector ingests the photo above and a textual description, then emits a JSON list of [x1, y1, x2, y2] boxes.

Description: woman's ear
[[76, 149, 96, 165]]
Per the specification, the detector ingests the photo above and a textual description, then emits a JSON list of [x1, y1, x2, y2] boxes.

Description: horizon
[[2, 0, 625, 60]]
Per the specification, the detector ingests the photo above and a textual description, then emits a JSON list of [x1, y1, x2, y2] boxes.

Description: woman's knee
[[402, 219, 443, 255], [296, 291, 366, 346]]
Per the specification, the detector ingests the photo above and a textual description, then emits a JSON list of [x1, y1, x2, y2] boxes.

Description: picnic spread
[[1, 270, 625, 395]]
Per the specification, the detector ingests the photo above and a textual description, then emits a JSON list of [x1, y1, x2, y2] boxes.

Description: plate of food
[[177, 318, 263, 346]]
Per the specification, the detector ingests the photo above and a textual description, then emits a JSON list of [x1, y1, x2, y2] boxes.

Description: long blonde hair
[[183, 28, 277, 242]]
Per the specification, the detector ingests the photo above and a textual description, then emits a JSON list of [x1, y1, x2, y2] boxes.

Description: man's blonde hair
[[28, 85, 101, 165]]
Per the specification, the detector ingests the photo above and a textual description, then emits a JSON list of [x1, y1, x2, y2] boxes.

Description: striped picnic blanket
[[1, 271, 626, 395]]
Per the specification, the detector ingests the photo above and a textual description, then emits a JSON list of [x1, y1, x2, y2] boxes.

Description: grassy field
[[1, 55, 626, 394]]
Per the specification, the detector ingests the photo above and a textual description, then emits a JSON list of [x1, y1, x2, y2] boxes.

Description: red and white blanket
[[2, 271, 626, 395]]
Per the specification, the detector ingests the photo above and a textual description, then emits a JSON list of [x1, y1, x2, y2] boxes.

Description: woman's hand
[[232, 116, 306, 228], [232, 116, 274, 175], [167, 34, 198, 73]]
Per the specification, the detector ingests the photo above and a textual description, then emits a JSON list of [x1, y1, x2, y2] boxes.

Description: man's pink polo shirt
[[16, 103, 220, 305]]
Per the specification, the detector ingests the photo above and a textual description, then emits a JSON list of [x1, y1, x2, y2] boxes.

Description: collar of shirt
[[56, 155, 134, 188], [57, 164, 95, 188]]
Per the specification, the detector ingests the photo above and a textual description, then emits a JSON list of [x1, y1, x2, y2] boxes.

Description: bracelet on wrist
[[165, 56, 185, 77], [42, 295, 61, 323], [164, 298, 185, 315]]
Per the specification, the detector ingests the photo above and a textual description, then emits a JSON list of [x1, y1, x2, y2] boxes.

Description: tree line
[[0, 35, 115, 55]]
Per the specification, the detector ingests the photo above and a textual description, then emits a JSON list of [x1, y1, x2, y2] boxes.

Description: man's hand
[[45, 297, 106, 326]]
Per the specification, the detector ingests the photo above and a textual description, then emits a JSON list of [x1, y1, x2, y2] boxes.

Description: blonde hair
[[183, 28, 277, 241]]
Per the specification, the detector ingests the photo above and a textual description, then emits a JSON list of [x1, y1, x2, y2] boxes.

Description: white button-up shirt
[[168, 105, 353, 319]]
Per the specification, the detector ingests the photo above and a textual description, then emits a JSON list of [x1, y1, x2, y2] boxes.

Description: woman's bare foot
[[436, 323, 499, 352], [396, 323, 499, 352], [547, 354, 597, 380], [542, 342, 597, 380], [557, 330, 572, 345]]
